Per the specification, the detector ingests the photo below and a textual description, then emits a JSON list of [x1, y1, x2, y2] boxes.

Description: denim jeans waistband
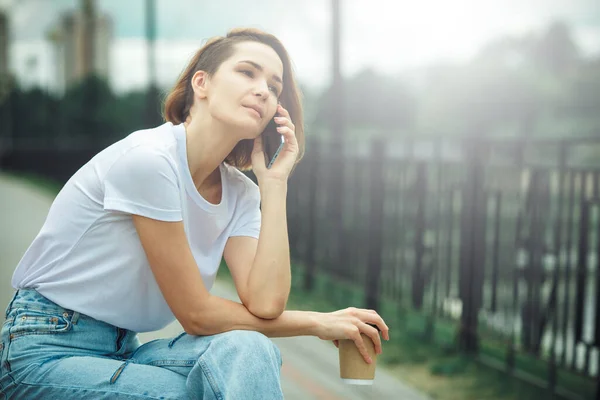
[[5, 289, 74, 320]]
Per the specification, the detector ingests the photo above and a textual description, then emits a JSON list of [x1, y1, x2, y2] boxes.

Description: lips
[[244, 105, 263, 118]]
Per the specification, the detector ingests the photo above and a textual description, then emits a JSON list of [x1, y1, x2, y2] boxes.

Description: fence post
[[303, 137, 320, 292], [458, 138, 487, 353], [597, 371, 600, 400], [519, 169, 550, 356], [548, 141, 567, 395], [365, 138, 386, 311], [412, 162, 428, 310]]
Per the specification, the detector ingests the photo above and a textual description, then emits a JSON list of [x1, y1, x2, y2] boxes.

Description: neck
[[183, 115, 239, 189]]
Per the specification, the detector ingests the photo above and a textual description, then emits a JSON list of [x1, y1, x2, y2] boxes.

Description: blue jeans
[[0, 289, 283, 399]]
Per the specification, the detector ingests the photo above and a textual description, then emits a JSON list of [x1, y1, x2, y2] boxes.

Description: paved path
[[0, 173, 429, 400]]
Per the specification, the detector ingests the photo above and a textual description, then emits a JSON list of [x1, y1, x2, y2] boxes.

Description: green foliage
[[430, 356, 471, 376], [216, 263, 576, 400], [8, 87, 61, 139], [61, 75, 118, 137], [3, 171, 63, 195], [1, 75, 163, 145]]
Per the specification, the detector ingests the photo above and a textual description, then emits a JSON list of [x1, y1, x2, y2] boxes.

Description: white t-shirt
[[12, 122, 261, 332]]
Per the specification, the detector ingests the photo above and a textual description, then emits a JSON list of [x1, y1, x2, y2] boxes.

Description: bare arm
[[224, 182, 290, 319], [230, 103, 300, 319], [133, 214, 298, 336], [191, 299, 319, 338], [133, 214, 389, 363]]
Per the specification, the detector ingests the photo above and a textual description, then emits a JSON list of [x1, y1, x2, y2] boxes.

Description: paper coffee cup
[[338, 331, 378, 385]]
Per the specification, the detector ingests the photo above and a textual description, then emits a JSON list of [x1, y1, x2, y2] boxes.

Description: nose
[[253, 80, 270, 100]]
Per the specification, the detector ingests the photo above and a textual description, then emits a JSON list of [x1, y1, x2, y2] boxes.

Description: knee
[[218, 330, 281, 367]]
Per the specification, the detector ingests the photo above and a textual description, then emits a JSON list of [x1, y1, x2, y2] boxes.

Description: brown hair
[[163, 27, 305, 171]]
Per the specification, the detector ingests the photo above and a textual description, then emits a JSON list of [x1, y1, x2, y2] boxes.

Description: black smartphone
[[262, 118, 285, 169]]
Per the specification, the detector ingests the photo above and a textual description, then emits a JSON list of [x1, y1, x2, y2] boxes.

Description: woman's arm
[[133, 214, 389, 363], [247, 181, 290, 316], [193, 296, 316, 337], [186, 296, 389, 363], [224, 181, 290, 320], [133, 213, 290, 333], [229, 104, 299, 318], [185, 300, 389, 364], [184, 291, 390, 364]]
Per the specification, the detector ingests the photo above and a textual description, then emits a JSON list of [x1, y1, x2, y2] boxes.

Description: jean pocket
[[8, 309, 71, 340]]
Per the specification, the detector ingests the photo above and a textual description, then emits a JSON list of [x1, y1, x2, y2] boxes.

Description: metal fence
[[3, 132, 599, 399], [287, 135, 600, 400]]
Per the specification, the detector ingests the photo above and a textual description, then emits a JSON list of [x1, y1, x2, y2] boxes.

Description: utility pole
[[145, 0, 160, 126], [330, 0, 345, 279], [146, 0, 157, 89], [331, 0, 344, 143], [0, 10, 12, 151], [82, 0, 95, 78]]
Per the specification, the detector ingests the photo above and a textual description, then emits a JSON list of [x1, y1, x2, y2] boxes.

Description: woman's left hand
[[251, 104, 299, 184]]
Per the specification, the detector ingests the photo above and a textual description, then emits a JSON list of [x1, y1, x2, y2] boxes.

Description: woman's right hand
[[314, 307, 390, 364]]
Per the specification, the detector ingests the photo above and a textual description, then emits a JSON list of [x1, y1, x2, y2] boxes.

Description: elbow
[[179, 310, 212, 336], [247, 299, 286, 320], [180, 319, 204, 336]]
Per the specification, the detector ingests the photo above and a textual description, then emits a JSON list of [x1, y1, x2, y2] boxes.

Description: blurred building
[[0, 11, 8, 79], [47, 0, 112, 94]]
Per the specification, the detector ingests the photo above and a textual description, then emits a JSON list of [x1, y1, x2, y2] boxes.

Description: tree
[[61, 75, 117, 142], [10, 86, 60, 143], [415, 20, 586, 138], [531, 21, 579, 76]]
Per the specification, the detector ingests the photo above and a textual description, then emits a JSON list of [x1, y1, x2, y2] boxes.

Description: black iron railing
[[288, 135, 600, 400]]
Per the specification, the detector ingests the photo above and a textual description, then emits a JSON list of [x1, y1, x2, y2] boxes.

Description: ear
[[190, 70, 209, 99]]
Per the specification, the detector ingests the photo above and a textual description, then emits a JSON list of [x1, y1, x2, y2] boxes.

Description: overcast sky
[[2, 0, 600, 93]]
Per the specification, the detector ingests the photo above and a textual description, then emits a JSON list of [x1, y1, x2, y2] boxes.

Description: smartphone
[[262, 118, 285, 169]]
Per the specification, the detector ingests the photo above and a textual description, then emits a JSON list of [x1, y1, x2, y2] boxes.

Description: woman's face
[[195, 41, 284, 138]]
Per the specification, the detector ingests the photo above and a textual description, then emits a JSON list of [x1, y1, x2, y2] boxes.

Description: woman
[[0, 27, 389, 399]]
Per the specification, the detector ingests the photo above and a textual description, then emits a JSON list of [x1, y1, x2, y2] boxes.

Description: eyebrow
[[238, 60, 283, 85]]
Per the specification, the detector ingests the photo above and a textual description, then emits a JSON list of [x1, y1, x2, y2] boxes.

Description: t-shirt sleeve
[[230, 183, 262, 239], [103, 146, 183, 221]]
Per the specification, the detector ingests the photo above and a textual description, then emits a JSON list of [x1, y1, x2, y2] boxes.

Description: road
[[0, 173, 429, 400]]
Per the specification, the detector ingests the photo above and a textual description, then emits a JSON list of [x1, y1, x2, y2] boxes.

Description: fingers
[[275, 125, 296, 143], [276, 103, 291, 120], [348, 307, 390, 341], [351, 331, 373, 364], [359, 321, 383, 356], [366, 318, 390, 342], [333, 340, 339, 348], [274, 104, 295, 136], [274, 116, 294, 132]]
